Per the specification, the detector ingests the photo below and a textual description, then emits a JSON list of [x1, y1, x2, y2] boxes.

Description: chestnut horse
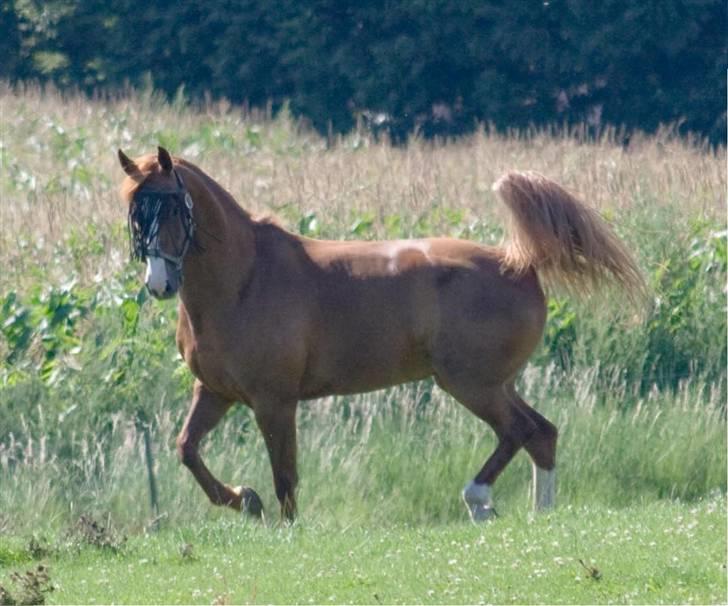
[[118, 147, 644, 522]]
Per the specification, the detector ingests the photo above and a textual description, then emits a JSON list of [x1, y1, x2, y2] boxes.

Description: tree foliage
[[2, 0, 726, 142]]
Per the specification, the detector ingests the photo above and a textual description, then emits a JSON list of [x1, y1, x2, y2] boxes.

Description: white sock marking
[[463, 480, 491, 505], [462, 481, 495, 523], [532, 465, 556, 511]]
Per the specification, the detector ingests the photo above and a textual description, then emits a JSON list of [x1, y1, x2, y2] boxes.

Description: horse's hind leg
[[176, 380, 263, 516], [438, 380, 538, 522], [511, 391, 558, 511]]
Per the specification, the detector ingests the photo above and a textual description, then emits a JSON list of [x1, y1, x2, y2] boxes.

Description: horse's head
[[118, 147, 196, 299]]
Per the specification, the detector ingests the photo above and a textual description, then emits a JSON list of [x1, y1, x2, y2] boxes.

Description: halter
[[128, 169, 196, 271]]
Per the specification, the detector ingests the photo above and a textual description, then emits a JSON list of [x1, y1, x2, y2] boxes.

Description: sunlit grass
[[1, 496, 725, 604]]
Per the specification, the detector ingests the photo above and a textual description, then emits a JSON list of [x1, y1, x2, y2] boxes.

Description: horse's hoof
[[234, 486, 264, 518], [467, 504, 498, 523]]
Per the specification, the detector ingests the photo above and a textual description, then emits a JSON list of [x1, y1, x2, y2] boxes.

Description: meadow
[[0, 83, 726, 604]]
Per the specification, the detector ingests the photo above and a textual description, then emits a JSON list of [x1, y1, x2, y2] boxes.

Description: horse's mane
[[173, 158, 256, 223], [175, 159, 287, 229]]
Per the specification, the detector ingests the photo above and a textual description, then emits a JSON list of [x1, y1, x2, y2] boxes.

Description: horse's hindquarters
[[432, 264, 546, 388]]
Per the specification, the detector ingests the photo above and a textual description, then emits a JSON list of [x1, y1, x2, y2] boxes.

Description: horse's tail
[[493, 171, 646, 300]]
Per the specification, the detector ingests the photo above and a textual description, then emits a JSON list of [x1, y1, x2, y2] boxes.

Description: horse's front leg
[[254, 401, 299, 522], [176, 380, 263, 516]]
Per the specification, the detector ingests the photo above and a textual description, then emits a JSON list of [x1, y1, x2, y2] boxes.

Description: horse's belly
[[300, 339, 432, 399], [300, 369, 431, 399]]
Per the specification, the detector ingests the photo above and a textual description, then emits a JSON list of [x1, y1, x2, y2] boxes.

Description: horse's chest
[[179, 328, 294, 402], [176, 315, 247, 399], [175, 302, 308, 401], [181, 342, 246, 400]]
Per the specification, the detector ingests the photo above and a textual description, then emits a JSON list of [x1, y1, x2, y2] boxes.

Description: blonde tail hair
[[493, 171, 646, 300]]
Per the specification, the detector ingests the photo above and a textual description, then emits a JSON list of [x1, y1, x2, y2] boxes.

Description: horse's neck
[[178, 160, 251, 224], [177, 165, 256, 312]]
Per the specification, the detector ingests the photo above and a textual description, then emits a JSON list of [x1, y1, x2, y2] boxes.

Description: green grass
[[1, 497, 725, 604]]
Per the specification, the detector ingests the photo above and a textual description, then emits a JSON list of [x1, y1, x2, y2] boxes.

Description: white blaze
[[145, 238, 168, 295]]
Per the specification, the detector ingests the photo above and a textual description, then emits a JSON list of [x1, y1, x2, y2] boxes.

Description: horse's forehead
[[129, 168, 177, 195], [134, 153, 158, 168]]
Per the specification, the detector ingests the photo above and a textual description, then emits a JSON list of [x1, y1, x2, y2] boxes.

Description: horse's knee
[[176, 434, 197, 468]]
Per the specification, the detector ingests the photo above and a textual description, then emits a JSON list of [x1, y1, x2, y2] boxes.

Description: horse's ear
[[157, 146, 174, 173], [118, 149, 137, 176]]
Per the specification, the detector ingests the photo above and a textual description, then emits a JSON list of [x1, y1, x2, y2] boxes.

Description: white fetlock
[[468, 502, 498, 522], [532, 465, 556, 511], [462, 481, 497, 523], [232, 485, 245, 511], [233, 485, 264, 518]]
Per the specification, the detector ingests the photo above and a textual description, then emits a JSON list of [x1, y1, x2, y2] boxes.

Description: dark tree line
[[2, 0, 725, 142]]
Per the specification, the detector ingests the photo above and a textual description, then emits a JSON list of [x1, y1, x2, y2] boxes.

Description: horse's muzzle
[[145, 256, 181, 299], [146, 280, 178, 300]]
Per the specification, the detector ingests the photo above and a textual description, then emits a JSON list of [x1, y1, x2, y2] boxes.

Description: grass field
[[0, 498, 725, 605], [0, 83, 726, 604]]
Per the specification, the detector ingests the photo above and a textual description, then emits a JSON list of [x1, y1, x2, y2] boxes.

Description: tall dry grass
[[0, 83, 725, 532], [1, 82, 723, 288]]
